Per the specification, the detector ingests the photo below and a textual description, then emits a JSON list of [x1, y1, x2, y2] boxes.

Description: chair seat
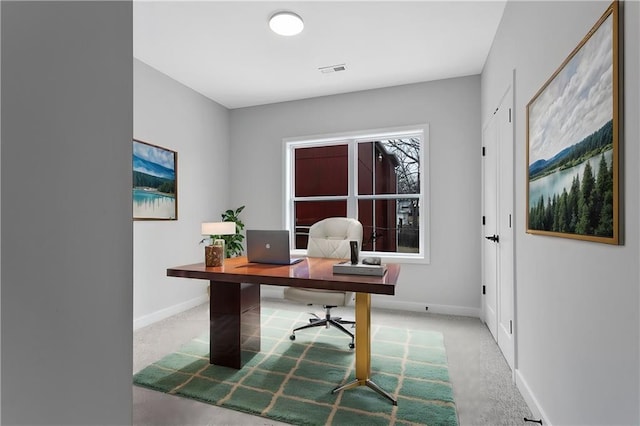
[[283, 287, 350, 306]]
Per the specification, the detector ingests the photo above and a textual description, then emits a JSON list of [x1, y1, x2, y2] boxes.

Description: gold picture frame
[[526, 1, 620, 244]]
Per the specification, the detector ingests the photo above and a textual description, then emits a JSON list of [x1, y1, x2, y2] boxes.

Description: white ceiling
[[133, 1, 507, 109]]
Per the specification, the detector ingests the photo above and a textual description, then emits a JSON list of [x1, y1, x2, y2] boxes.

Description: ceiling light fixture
[[269, 11, 304, 36]]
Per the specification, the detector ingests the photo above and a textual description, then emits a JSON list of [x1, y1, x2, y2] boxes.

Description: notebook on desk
[[246, 230, 304, 265]]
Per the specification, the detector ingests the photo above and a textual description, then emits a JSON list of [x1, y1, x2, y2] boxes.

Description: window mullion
[[292, 195, 347, 202], [347, 139, 357, 217], [356, 194, 420, 200]]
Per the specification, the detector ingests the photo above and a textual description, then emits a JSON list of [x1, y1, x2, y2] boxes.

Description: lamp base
[[205, 244, 224, 267]]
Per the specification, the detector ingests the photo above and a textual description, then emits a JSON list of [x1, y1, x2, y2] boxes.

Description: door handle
[[485, 234, 500, 243]]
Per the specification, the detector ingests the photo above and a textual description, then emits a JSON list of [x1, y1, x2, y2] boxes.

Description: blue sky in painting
[[528, 14, 613, 164], [133, 141, 175, 170]]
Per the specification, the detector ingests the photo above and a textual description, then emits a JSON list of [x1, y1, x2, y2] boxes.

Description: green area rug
[[133, 307, 459, 425]]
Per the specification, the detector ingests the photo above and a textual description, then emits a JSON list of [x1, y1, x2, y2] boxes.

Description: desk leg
[[209, 282, 260, 369], [332, 292, 397, 405]]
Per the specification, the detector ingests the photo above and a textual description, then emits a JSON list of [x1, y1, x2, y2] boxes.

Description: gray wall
[[229, 76, 482, 314], [482, 1, 639, 424], [1, 2, 133, 425], [0, 0, 3, 414], [133, 60, 231, 328]]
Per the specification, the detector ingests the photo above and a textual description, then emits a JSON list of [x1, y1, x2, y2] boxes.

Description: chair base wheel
[[349, 342, 355, 349], [290, 334, 296, 340]]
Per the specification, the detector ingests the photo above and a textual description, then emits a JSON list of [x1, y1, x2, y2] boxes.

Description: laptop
[[246, 230, 304, 265]]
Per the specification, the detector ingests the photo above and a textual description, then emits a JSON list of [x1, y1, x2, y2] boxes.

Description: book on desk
[[333, 261, 387, 277]]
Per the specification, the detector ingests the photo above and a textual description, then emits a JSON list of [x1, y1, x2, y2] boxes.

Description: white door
[[482, 83, 515, 370], [482, 116, 498, 340]]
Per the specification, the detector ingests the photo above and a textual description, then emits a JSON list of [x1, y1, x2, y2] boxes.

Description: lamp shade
[[201, 221, 236, 236]]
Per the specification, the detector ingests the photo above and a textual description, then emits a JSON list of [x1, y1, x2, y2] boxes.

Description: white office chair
[[284, 217, 363, 349]]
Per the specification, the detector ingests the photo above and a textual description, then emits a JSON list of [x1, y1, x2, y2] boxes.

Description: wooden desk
[[167, 256, 400, 404]]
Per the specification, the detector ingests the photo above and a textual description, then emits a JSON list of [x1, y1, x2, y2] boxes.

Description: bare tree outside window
[[376, 138, 421, 252], [379, 138, 421, 194]]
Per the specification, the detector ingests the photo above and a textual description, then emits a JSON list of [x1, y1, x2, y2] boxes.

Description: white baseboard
[[370, 296, 481, 317], [134, 287, 481, 330], [133, 294, 209, 331], [516, 369, 551, 426], [261, 285, 480, 318]]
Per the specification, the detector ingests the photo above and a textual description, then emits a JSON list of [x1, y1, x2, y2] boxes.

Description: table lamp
[[201, 221, 236, 267]]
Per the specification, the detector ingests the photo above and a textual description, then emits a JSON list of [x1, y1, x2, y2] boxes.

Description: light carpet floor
[[133, 298, 532, 425]]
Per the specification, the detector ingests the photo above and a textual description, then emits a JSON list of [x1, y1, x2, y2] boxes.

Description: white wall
[[0, 2, 3, 418], [133, 59, 231, 328], [1, 2, 133, 424], [481, 1, 639, 424], [229, 77, 482, 315]]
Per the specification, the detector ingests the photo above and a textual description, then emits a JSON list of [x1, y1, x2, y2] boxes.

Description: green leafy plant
[[218, 206, 245, 258]]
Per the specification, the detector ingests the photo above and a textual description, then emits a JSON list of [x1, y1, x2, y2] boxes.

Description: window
[[284, 125, 429, 263]]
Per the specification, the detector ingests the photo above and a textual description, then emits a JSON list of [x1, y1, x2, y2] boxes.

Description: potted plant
[[218, 206, 245, 258]]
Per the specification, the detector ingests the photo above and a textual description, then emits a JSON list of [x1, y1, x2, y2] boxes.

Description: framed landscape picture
[[133, 139, 178, 220], [526, 1, 619, 244]]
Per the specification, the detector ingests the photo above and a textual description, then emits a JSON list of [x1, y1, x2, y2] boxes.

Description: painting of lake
[[133, 140, 177, 220], [529, 148, 612, 210], [526, 3, 618, 244]]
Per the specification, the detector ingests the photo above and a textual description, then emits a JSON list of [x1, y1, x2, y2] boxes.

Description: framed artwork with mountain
[[133, 139, 178, 220], [526, 1, 619, 244]]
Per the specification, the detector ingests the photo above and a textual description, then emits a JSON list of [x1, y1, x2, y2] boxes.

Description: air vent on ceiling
[[319, 63, 347, 74]]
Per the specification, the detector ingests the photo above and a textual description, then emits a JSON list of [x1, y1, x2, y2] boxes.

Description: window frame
[[284, 124, 430, 264]]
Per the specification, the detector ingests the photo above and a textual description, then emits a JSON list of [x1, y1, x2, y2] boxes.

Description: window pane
[[358, 139, 420, 195], [295, 145, 348, 197], [294, 200, 347, 249], [358, 198, 419, 253]]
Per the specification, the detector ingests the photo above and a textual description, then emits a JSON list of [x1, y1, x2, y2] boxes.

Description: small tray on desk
[[333, 261, 387, 277]]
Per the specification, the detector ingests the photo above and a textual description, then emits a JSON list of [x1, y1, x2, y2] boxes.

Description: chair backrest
[[307, 217, 363, 259]]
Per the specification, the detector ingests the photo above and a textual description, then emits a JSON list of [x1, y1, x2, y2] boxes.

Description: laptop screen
[[246, 230, 303, 265]]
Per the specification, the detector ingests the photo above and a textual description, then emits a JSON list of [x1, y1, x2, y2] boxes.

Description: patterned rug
[[133, 307, 459, 425]]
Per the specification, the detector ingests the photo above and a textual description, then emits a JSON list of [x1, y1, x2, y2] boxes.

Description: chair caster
[[349, 342, 355, 349], [289, 334, 296, 341]]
